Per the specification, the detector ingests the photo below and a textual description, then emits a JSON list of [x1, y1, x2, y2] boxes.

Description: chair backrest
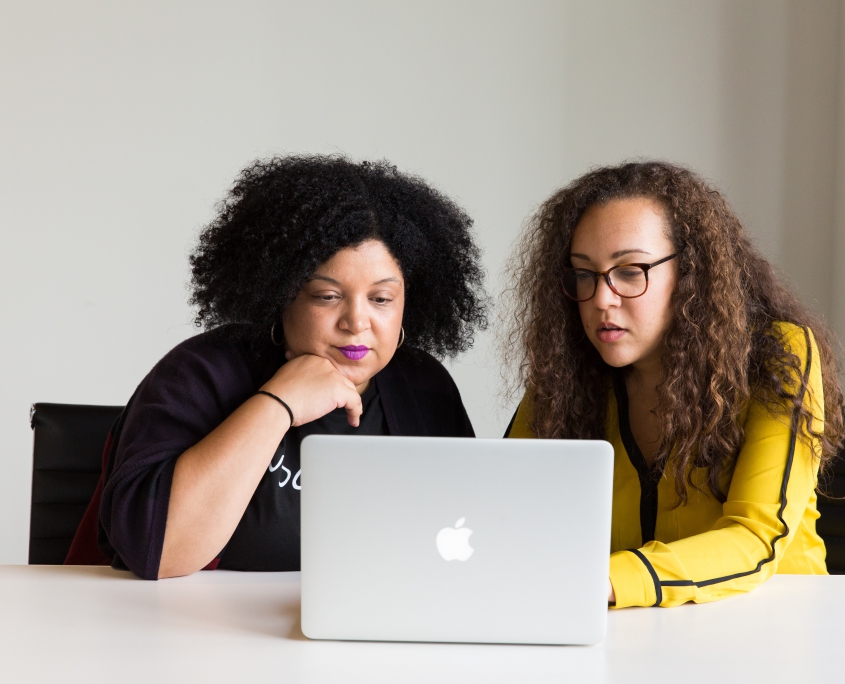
[[29, 402, 124, 565], [817, 452, 845, 574]]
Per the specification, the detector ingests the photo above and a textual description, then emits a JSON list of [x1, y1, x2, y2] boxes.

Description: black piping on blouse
[[503, 407, 519, 438], [613, 373, 660, 545], [627, 326, 813, 603]]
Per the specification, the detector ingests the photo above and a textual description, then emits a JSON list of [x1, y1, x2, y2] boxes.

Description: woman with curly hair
[[504, 161, 844, 608], [68, 156, 487, 579]]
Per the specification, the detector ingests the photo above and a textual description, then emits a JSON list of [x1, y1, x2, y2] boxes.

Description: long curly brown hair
[[503, 161, 844, 504]]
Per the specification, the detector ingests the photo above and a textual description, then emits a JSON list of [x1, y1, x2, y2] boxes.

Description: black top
[[612, 372, 659, 546], [220, 382, 388, 571], [98, 326, 474, 579]]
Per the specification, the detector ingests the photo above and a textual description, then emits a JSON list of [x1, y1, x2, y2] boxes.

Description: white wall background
[[1, 0, 844, 563]]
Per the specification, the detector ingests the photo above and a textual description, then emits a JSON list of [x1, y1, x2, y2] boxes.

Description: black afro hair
[[189, 155, 488, 358]]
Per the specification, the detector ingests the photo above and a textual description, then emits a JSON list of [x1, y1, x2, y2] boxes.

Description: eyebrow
[[569, 248, 653, 261], [307, 275, 401, 285]]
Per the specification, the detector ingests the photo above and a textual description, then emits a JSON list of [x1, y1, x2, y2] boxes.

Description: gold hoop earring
[[270, 323, 284, 347], [397, 326, 405, 349]]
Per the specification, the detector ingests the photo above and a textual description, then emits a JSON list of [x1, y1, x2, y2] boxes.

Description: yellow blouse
[[507, 322, 827, 608]]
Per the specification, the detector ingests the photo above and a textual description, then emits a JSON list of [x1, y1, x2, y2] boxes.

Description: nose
[[591, 275, 621, 310], [338, 296, 371, 335]]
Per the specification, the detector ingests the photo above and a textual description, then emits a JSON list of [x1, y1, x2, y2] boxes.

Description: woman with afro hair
[[504, 161, 844, 608], [70, 156, 488, 579]]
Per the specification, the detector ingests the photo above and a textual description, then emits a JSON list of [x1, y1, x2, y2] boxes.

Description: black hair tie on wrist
[[256, 390, 294, 427]]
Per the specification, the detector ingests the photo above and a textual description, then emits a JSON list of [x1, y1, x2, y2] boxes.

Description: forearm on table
[[158, 394, 291, 578], [609, 511, 803, 608]]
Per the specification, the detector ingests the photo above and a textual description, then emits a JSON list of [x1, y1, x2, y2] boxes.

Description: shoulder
[[148, 325, 268, 387], [109, 327, 277, 474], [770, 321, 816, 360], [754, 321, 824, 421], [130, 325, 277, 421], [381, 347, 474, 437], [506, 390, 536, 439], [388, 347, 458, 393], [767, 321, 821, 391]]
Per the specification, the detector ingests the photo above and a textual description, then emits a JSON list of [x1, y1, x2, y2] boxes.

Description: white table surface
[[0, 566, 842, 683]]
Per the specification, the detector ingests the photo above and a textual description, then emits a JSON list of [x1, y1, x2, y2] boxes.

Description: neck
[[356, 378, 371, 395], [627, 357, 663, 397]]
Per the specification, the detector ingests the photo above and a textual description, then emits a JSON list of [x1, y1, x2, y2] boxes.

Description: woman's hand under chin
[[262, 352, 365, 427]]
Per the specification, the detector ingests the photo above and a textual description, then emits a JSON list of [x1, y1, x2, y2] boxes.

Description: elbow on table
[[157, 545, 217, 579], [157, 561, 195, 580], [104, 528, 212, 580]]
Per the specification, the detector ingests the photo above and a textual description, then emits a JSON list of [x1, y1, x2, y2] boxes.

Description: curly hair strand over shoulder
[[502, 160, 844, 504], [190, 155, 488, 358]]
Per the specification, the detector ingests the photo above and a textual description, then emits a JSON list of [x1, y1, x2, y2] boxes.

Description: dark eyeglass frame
[[562, 253, 678, 302]]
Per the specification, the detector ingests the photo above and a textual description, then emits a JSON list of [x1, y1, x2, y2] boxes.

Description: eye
[[313, 293, 340, 302], [371, 296, 392, 304]]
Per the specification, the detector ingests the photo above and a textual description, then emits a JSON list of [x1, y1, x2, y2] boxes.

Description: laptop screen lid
[[300, 435, 613, 645]]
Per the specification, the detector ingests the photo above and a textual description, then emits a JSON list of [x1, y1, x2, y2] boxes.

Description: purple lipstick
[[338, 345, 369, 360]]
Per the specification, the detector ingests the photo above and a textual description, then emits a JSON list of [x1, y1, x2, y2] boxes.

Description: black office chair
[[817, 451, 845, 574], [29, 403, 124, 565]]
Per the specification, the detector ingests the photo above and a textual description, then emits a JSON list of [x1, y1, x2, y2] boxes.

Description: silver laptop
[[300, 435, 613, 645]]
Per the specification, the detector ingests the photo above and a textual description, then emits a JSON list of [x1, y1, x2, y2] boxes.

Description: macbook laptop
[[300, 435, 613, 645]]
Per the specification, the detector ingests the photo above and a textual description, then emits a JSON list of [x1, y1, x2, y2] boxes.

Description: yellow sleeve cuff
[[609, 550, 658, 608]]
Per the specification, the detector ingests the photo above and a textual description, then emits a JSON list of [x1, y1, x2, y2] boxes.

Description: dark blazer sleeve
[[98, 335, 257, 579]]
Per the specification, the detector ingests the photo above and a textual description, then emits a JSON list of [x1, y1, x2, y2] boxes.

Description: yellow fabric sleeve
[[611, 324, 824, 608], [609, 549, 657, 606]]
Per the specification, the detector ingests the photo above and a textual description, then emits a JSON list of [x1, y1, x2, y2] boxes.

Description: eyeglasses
[[561, 254, 677, 302]]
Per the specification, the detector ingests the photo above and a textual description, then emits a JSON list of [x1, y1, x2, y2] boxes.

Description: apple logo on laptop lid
[[436, 517, 474, 561]]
